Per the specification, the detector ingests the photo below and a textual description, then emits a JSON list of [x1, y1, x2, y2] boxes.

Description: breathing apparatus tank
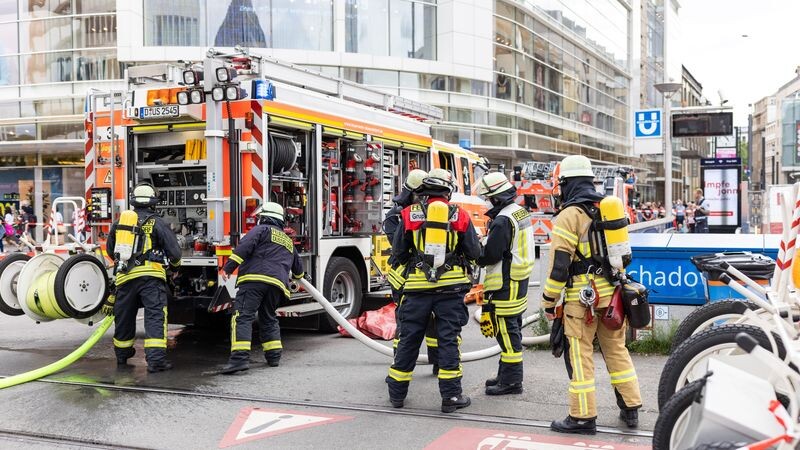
[[114, 210, 140, 273], [598, 196, 632, 273], [424, 201, 450, 270]]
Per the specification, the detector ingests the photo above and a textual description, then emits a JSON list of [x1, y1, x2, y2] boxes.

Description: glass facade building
[[0, 0, 640, 233]]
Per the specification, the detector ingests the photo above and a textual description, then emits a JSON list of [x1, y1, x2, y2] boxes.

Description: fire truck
[[512, 162, 639, 245], [82, 49, 488, 330]]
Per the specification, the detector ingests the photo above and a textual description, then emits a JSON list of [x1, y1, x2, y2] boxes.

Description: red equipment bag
[[338, 302, 397, 340], [601, 285, 625, 331]]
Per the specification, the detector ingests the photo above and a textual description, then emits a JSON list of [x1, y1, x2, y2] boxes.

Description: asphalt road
[[0, 292, 660, 449]]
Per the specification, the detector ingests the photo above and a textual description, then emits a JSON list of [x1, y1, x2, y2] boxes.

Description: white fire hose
[[299, 279, 549, 364]]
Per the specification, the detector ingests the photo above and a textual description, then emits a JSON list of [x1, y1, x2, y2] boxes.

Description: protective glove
[[101, 294, 115, 316], [479, 302, 497, 338], [302, 272, 312, 283]]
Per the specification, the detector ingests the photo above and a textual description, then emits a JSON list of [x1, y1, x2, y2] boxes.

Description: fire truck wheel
[[54, 254, 109, 320], [0, 253, 31, 316], [321, 257, 362, 332]]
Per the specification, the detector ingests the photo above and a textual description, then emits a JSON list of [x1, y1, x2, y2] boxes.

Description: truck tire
[[653, 379, 707, 450], [670, 300, 759, 352], [687, 443, 748, 450], [0, 253, 30, 316], [658, 324, 785, 408], [54, 254, 109, 319], [320, 257, 363, 332]]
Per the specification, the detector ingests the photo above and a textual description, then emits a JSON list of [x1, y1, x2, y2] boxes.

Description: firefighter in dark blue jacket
[[220, 202, 305, 374], [383, 169, 440, 372]]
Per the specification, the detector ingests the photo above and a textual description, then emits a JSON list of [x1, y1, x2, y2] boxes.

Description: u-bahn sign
[[633, 108, 663, 155]]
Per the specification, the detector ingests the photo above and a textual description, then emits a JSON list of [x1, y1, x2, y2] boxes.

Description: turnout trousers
[[392, 287, 439, 365], [493, 314, 524, 385], [229, 282, 283, 364], [113, 277, 169, 366], [563, 306, 642, 419], [387, 291, 469, 400]]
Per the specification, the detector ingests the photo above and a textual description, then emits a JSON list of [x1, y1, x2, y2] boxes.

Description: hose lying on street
[[299, 279, 549, 364], [0, 316, 113, 390]]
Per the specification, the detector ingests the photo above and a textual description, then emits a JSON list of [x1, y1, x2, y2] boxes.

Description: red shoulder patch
[[450, 207, 471, 233], [401, 205, 425, 231]]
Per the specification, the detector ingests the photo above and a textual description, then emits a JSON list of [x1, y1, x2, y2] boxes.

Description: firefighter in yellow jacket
[[542, 155, 641, 434], [105, 183, 182, 373], [476, 172, 535, 395]]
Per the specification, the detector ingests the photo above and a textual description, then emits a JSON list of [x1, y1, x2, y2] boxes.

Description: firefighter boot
[[550, 416, 597, 435], [147, 360, 173, 373], [485, 382, 523, 396], [620, 409, 638, 428], [441, 394, 471, 413], [116, 348, 135, 366], [265, 351, 281, 367], [221, 351, 250, 374], [485, 377, 498, 387]]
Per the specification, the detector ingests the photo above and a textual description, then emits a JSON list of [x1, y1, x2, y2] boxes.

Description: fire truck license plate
[[139, 105, 179, 119]]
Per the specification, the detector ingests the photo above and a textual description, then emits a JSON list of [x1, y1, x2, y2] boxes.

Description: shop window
[[0, 22, 18, 55], [19, 0, 72, 19], [146, 0, 204, 47], [20, 17, 73, 53], [40, 122, 83, 140], [23, 51, 72, 84], [0, 56, 19, 86], [75, 0, 116, 14], [345, 0, 389, 56], [272, 0, 333, 51], [75, 14, 117, 48], [0, 124, 35, 142], [346, 0, 435, 59]]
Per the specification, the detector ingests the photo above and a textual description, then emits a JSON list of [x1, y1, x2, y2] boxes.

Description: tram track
[[0, 429, 150, 450], [12, 376, 653, 439]]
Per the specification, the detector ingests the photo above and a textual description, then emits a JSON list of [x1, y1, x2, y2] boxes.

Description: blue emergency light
[[251, 79, 276, 100]]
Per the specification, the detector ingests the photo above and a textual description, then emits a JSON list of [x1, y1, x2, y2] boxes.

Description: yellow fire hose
[[0, 316, 113, 390]]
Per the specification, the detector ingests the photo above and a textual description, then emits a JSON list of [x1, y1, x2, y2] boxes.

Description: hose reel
[[11, 253, 109, 323], [268, 135, 300, 174]]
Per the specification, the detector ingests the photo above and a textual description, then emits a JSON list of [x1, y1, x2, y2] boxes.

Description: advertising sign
[[701, 158, 741, 232]]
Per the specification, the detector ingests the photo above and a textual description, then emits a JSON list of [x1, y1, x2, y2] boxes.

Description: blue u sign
[[635, 109, 662, 138]]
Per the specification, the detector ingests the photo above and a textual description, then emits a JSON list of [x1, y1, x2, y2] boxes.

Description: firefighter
[[543, 155, 642, 434], [386, 168, 481, 413], [476, 172, 535, 396], [220, 202, 305, 374], [383, 169, 441, 373], [104, 182, 181, 373]]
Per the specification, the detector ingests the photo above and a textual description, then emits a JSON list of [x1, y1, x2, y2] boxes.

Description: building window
[[271, 0, 333, 51], [346, 0, 436, 60], [0, 56, 19, 86]]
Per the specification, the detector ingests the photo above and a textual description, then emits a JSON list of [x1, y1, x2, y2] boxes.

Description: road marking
[[219, 407, 352, 448], [424, 427, 651, 450]]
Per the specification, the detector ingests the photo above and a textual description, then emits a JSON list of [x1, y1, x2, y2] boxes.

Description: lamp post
[[654, 82, 682, 206]]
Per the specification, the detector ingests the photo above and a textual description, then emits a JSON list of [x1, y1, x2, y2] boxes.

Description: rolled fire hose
[[0, 315, 113, 390], [299, 279, 549, 364]]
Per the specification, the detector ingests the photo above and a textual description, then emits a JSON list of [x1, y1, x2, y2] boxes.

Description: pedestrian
[[383, 169, 441, 373], [693, 188, 711, 233], [220, 202, 305, 374], [687, 203, 696, 233], [657, 202, 665, 219], [475, 172, 535, 396], [641, 203, 654, 221], [0, 216, 5, 253], [542, 155, 642, 435], [103, 183, 182, 372], [674, 200, 685, 231], [386, 168, 481, 413]]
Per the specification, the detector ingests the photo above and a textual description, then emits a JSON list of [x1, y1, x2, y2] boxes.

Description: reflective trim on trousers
[[437, 366, 463, 380], [425, 336, 438, 348], [610, 368, 638, 385], [113, 338, 134, 348], [388, 367, 413, 382], [262, 340, 282, 351]]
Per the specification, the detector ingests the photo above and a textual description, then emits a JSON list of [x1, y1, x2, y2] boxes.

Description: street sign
[[634, 109, 662, 138], [219, 407, 352, 448]]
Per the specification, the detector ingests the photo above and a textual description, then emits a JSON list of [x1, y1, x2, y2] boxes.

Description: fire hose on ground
[[298, 279, 549, 364], [0, 316, 113, 390], [0, 277, 549, 390]]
